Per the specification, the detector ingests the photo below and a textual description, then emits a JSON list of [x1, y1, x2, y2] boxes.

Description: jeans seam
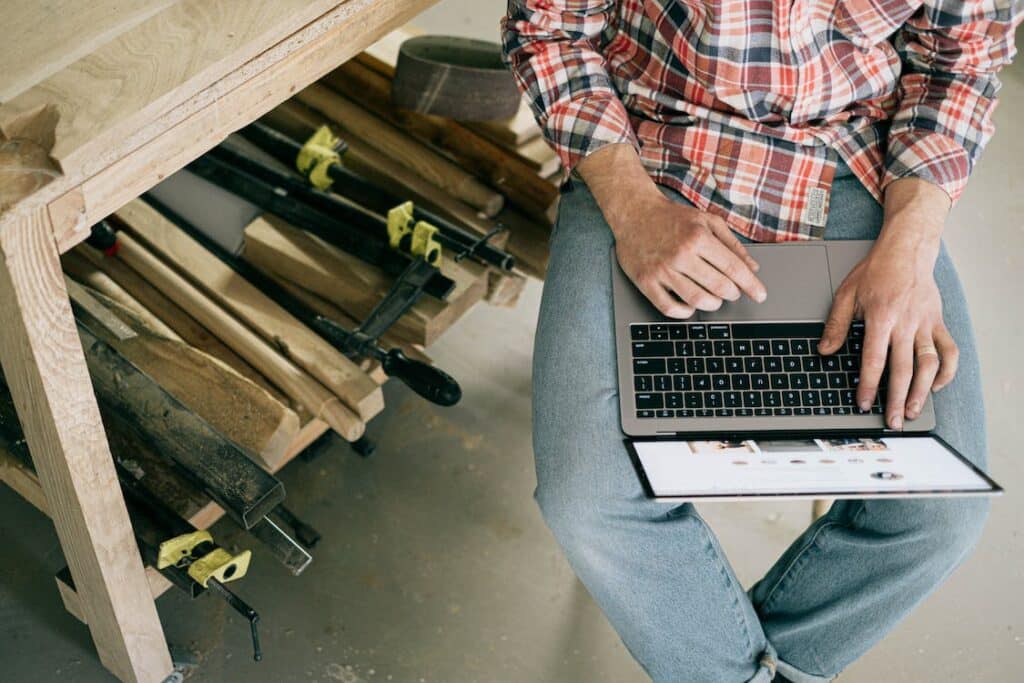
[[758, 502, 868, 617], [682, 511, 761, 661]]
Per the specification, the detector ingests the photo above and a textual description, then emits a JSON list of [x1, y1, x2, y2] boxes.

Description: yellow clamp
[[386, 201, 441, 265], [297, 125, 342, 190], [188, 548, 253, 588], [157, 530, 213, 570]]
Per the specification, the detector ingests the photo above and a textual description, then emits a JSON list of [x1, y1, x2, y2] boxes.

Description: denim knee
[[869, 496, 990, 572]]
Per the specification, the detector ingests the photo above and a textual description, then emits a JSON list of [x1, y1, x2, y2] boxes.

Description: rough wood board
[[116, 199, 383, 421], [0, 1, 176, 103], [0, 208, 171, 683], [244, 215, 488, 347]]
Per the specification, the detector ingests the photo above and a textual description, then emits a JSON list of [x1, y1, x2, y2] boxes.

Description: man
[[502, 1, 1020, 681]]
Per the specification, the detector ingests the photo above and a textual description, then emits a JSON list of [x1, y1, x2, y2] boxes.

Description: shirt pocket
[[831, 0, 918, 50]]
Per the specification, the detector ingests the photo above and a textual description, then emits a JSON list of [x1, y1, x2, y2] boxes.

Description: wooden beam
[[295, 83, 505, 217], [116, 198, 384, 421], [0, 207, 172, 683]]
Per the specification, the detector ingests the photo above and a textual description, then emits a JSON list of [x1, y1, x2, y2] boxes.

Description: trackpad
[[701, 244, 832, 322]]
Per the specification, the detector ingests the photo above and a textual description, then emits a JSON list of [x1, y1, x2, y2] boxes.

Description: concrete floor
[[1, 3, 1021, 681]]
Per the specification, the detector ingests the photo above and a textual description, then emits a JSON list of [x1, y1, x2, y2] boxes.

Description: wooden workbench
[[0, 2, 438, 680]]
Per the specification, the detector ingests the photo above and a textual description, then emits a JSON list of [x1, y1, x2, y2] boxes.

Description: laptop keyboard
[[630, 321, 885, 419]]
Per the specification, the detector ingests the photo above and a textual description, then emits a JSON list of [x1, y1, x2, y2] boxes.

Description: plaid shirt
[[502, 1, 1021, 241]]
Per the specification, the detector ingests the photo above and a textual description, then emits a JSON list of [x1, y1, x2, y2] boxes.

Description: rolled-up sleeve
[[883, 0, 1022, 203], [501, 0, 638, 172]]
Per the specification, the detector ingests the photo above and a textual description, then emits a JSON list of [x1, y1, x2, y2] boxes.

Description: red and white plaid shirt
[[502, 1, 1021, 241]]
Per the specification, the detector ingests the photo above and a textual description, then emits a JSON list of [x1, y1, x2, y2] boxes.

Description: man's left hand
[[817, 178, 957, 430]]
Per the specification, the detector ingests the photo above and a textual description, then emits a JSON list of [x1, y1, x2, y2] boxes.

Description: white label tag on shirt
[[804, 187, 828, 227]]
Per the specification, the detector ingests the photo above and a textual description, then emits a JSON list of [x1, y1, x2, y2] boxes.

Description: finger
[[701, 238, 768, 303], [663, 270, 723, 312], [885, 331, 914, 430], [708, 219, 760, 272], [932, 325, 960, 390], [905, 331, 940, 420], [682, 258, 741, 301], [856, 318, 892, 412], [642, 280, 696, 319], [819, 286, 855, 355]]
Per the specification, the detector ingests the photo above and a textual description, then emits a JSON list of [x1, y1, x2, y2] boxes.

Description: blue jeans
[[532, 162, 990, 682]]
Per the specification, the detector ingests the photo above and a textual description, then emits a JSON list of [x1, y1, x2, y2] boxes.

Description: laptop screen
[[629, 435, 1000, 501]]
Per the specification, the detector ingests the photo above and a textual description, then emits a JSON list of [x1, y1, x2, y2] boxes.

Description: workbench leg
[[0, 208, 173, 683]]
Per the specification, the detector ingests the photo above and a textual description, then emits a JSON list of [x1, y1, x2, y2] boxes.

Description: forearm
[[576, 143, 662, 236], [877, 177, 951, 269]]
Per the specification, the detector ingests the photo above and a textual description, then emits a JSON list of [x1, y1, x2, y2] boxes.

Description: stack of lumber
[[261, 25, 559, 281]]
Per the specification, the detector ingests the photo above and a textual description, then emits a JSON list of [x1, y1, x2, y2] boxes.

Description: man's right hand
[[576, 143, 767, 318]]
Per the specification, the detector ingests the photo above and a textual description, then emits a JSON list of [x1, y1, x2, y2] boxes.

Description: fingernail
[[859, 400, 871, 411], [755, 290, 767, 303], [890, 415, 903, 430], [907, 400, 920, 415]]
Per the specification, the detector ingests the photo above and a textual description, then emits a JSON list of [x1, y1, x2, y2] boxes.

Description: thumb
[[819, 288, 854, 354]]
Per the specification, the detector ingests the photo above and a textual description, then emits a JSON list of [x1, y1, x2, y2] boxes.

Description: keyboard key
[[636, 393, 664, 409], [635, 376, 652, 391], [744, 357, 764, 373], [707, 358, 725, 373], [666, 392, 684, 408], [752, 374, 769, 390], [713, 375, 731, 390], [637, 410, 656, 418], [735, 408, 754, 417], [770, 374, 789, 389], [823, 390, 840, 406], [715, 408, 734, 417], [772, 340, 790, 355], [801, 390, 821, 406], [714, 340, 733, 356], [676, 341, 694, 356], [695, 341, 714, 356], [834, 406, 851, 415], [801, 356, 822, 371], [654, 375, 672, 391], [765, 357, 783, 372], [764, 391, 781, 407], [782, 391, 800, 406], [668, 324, 687, 340], [656, 409, 674, 418], [773, 408, 793, 416], [810, 373, 827, 389], [849, 338, 863, 353], [790, 339, 810, 354], [705, 392, 723, 408], [842, 355, 859, 371], [686, 358, 706, 374], [631, 325, 649, 340], [731, 322, 824, 339], [753, 340, 771, 355], [822, 356, 841, 372], [724, 391, 742, 408], [726, 357, 744, 373], [828, 373, 847, 388], [814, 407, 831, 416], [668, 358, 685, 373], [795, 407, 813, 416], [684, 393, 703, 408], [673, 375, 692, 391], [693, 375, 711, 391], [791, 373, 809, 389], [743, 391, 762, 407], [651, 329, 669, 340], [675, 409, 694, 417], [841, 389, 856, 405], [783, 356, 801, 372], [734, 340, 752, 355], [689, 325, 708, 339], [731, 375, 751, 390], [695, 409, 715, 417], [634, 358, 666, 374], [755, 408, 772, 416], [633, 341, 673, 357], [709, 324, 731, 339]]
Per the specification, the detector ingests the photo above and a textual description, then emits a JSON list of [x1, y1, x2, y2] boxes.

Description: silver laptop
[[613, 241, 1002, 501]]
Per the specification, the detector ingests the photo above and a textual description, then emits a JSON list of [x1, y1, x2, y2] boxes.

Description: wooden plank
[[71, 284, 302, 471], [497, 206, 551, 280], [116, 199, 384, 421], [512, 134, 561, 179], [102, 230, 365, 441], [295, 84, 505, 217], [0, 1, 176, 103], [261, 101, 505, 243], [244, 215, 487, 347], [0, 208, 172, 683], [322, 61, 559, 223]]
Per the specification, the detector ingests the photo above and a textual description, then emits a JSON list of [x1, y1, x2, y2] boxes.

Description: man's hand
[[577, 144, 766, 318], [818, 178, 957, 429]]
